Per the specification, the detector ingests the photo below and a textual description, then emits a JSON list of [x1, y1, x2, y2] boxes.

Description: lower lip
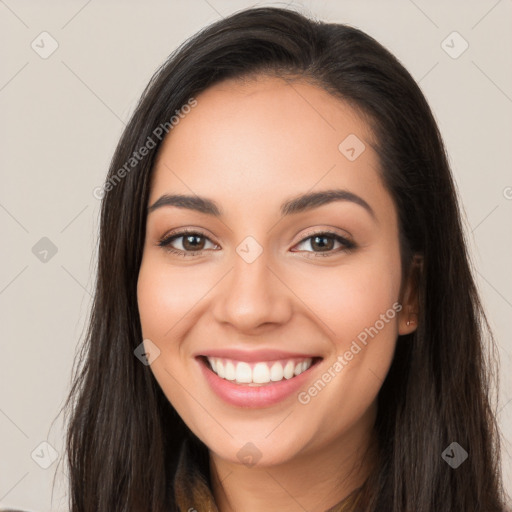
[[197, 357, 321, 408]]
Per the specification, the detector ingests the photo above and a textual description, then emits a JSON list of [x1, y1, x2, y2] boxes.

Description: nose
[[211, 248, 293, 333]]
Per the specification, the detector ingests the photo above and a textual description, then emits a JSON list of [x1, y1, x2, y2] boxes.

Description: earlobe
[[398, 254, 422, 335], [399, 308, 418, 335]]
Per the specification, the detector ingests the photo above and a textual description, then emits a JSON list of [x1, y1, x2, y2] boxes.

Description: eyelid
[[162, 226, 214, 239], [295, 226, 354, 244]]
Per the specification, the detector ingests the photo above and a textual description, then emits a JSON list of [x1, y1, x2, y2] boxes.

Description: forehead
[[149, 75, 390, 220]]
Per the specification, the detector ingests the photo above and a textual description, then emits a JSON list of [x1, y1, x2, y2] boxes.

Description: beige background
[[0, 0, 511, 509]]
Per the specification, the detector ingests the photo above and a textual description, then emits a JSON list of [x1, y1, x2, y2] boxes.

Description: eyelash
[[157, 228, 356, 258]]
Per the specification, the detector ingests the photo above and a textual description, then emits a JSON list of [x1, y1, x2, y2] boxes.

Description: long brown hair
[[62, 6, 508, 511]]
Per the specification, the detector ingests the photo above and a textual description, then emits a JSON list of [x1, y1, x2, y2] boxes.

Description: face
[[137, 75, 417, 469]]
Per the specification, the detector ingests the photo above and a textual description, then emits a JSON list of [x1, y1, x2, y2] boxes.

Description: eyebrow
[[147, 189, 376, 220]]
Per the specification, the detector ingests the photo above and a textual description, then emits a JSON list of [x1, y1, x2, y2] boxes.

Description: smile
[[196, 353, 323, 408], [205, 356, 315, 385]]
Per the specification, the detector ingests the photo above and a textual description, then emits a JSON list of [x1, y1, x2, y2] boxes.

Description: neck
[[209, 403, 378, 512]]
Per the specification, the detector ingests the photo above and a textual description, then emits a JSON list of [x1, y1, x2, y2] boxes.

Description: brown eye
[[181, 233, 206, 251], [292, 231, 356, 256], [310, 234, 336, 252], [158, 230, 218, 255]]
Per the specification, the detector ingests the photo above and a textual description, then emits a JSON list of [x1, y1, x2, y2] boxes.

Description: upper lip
[[195, 348, 321, 362]]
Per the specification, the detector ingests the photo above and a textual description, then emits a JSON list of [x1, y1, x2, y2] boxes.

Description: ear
[[398, 254, 422, 335]]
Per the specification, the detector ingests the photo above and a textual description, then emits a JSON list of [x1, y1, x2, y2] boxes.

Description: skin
[[137, 75, 419, 512]]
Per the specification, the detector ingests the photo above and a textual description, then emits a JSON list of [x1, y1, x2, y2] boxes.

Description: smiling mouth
[[198, 355, 323, 386]]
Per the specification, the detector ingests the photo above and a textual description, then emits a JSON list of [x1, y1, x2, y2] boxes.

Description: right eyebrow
[[148, 194, 221, 216]]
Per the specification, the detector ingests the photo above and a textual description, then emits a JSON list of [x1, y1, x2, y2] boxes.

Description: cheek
[[136, 259, 201, 414], [136, 257, 218, 409], [292, 253, 401, 432], [137, 260, 206, 340], [291, 253, 401, 347]]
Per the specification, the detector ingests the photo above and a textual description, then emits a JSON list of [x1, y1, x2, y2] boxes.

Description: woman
[[58, 5, 509, 512]]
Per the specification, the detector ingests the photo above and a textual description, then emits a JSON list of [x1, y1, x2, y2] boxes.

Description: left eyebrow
[[280, 189, 376, 220], [147, 188, 376, 221]]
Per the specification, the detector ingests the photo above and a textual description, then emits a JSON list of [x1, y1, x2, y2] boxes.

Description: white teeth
[[206, 357, 314, 384], [225, 360, 236, 380], [235, 361, 252, 383], [269, 362, 283, 382], [216, 360, 225, 378], [253, 363, 270, 383], [283, 361, 295, 379]]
